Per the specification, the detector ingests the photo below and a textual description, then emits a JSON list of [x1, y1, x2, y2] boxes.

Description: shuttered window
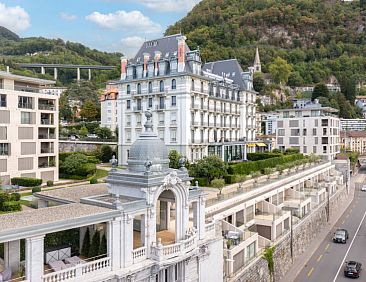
[[21, 142, 36, 155], [0, 110, 10, 123], [18, 157, 33, 170], [18, 127, 33, 139], [0, 159, 6, 172]]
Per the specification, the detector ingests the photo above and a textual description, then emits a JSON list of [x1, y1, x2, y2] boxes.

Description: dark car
[[344, 261, 362, 278], [333, 228, 349, 244]]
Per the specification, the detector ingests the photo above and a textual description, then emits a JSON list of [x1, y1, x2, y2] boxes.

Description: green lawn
[[92, 169, 109, 180]]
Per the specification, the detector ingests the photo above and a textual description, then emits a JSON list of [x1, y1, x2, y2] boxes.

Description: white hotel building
[[116, 34, 256, 165], [0, 71, 59, 184]]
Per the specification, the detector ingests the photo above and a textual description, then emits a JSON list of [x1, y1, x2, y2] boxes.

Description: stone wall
[[59, 141, 117, 153], [233, 184, 350, 282]]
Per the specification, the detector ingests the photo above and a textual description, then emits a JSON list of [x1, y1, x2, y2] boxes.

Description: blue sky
[[0, 0, 201, 57]]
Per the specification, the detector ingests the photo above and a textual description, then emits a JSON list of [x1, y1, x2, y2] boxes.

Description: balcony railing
[[15, 85, 40, 93], [41, 147, 54, 154], [18, 103, 33, 109], [39, 104, 55, 111], [155, 104, 165, 110], [151, 232, 197, 262], [132, 246, 147, 263], [42, 257, 111, 282], [41, 119, 53, 125], [39, 134, 56, 139]]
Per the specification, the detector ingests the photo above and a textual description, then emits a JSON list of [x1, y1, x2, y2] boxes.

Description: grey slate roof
[[130, 34, 190, 64], [203, 59, 246, 90]]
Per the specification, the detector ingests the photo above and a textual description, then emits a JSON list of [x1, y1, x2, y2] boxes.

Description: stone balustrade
[[132, 246, 147, 263], [42, 257, 111, 282]]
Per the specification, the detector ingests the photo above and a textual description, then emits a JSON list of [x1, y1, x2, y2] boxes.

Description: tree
[[169, 150, 181, 169], [268, 57, 292, 85], [263, 246, 276, 282], [95, 127, 112, 139], [312, 83, 329, 100], [100, 145, 113, 163], [190, 155, 228, 184], [79, 125, 89, 138], [287, 72, 304, 87], [89, 230, 101, 258], [60, 153, 89, 175], [99, 234, 107, 256], [211, 178, 226, 194], [80, 100, 98, 121], [339, 76, 356, 103], [81, 228, 91, 257], [253, 75, 265, 92]]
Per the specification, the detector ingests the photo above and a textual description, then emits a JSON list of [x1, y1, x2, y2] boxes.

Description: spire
[[253, 47, 261, 73]]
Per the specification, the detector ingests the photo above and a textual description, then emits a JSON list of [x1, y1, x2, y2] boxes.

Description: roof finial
[[144, 110, 153, 132]]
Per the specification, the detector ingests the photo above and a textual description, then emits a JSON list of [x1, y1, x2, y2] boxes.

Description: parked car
[[333, 228, 349, 244], [344, 261, 362, 278], [361, 185, 366, 192], [87, 134, 99, 139], [68, 134, 80, 141]]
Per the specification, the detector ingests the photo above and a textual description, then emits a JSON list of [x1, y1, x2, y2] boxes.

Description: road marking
[[325, 243, 330, 251], [317, 254, 323, 262], [332, 208, 366, 282], [308, 267, 314, 277]]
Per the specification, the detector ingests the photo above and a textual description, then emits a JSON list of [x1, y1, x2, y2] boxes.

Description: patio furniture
[[49, 260, 66, 272], [65, 256, 85, 266], [0, 267, 12, 282]]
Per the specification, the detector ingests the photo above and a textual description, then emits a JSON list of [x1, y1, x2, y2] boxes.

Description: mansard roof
[[130, 34, 190, 64], [203, 59, 246, 90]]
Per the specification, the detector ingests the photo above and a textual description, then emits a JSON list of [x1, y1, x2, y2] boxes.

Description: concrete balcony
[[150, 231, 197, 262], [42, 257, 111, 282]]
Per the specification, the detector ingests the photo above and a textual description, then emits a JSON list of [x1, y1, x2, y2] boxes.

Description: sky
[[0, 0, 201, 57]]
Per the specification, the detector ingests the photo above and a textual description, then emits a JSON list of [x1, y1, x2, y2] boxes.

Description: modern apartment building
[[100, 83, 118, 132], [0, 71, 58, 184], [261, 112, 279, 135], [276, 102, 340, 160], [117, 34, 257, 165], [340, 118, 366, 131]]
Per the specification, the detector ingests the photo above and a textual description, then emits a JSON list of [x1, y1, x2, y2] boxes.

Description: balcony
[[41, 119, 53, 125], [39, 104, 55, 111], [133, 106, 143, 112], [150, 231, 197, 262], [41, 143, 54, 154], [42, 257, 111, 282], [18, 103, 33, 109], [38, 156, 56, 168], [155, 104, 165, 110]]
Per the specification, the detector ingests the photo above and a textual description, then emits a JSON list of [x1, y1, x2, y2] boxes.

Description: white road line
[[332, 208, 366, 282]]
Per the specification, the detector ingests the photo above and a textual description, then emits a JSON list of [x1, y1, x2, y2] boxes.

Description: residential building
[[341, 130, 366, 154], [39, 87, 67, 97], [116, 34, 257, 165], [0, 71, 59, 184], [355, 96, 366, 118], [275, 101, 340, 160], [261, 112, 279, 135], [340, 118, 366, 131], [100, 83, 118, 132]]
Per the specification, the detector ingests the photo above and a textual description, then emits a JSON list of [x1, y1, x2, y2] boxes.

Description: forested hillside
[[0, 27, 121, 85], [166, 0, 366, 86]]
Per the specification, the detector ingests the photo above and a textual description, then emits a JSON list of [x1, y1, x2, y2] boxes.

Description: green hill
[[166, 0, 366, 86], [0, 27, 121, 85]]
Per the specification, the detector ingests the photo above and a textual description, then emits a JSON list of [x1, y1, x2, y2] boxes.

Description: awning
[[247, 143, 256, 147], [256, 143, 267, 147]]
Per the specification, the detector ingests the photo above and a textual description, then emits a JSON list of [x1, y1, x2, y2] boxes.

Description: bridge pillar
[[88, 69, 91, 81], [53, 68, 58, 80], [77, 68, 80, 81], [41, 66, 45, 75]]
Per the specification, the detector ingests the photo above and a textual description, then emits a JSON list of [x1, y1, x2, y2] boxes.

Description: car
[[361, 185, 366, 192], [68, 134, 80, 141], [333, 228, 349, 244], [344, 261, 362, 278], [87, 134, 99, 139]]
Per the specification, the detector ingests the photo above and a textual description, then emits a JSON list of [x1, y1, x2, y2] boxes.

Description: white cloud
[[120, 36, 145, 58], [59, 12, 77, 21], [86, 10, 161, 33], [137, 0, 201, 12], [0, 2, 30, 32]]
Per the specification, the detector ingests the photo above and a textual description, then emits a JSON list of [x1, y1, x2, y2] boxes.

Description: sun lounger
[[64, 256, 85, 266], [49, 260, 65, 272]]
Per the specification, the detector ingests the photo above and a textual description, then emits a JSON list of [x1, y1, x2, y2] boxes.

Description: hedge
[[192, 177, 208, 187], [11, 177, 42, 187], [228, 154, 304, 175], [2, 201, 21, 212], [247, 153, 283, 161]]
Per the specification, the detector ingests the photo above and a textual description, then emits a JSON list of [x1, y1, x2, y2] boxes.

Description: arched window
[[160, 80, 164, 92], [127, 84, 131, 94], [148, 81, 153, 93], [172, 79, 176, 90], [137, 83, 141, 94]]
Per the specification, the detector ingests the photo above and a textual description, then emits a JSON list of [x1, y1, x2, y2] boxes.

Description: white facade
[[39, 87, 67, 97], [341, 119, 366, 131], [117, 35, 256, 165], [100, 83, 118, 133], [276, 106, 340, 160], [261, 112, 279, 135], [0, 71, 59, 184]]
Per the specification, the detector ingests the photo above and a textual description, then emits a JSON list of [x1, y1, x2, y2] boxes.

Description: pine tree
[[89, 230, 101, 258], [99, 233, 107, 256], [81, 228, 91, 257]]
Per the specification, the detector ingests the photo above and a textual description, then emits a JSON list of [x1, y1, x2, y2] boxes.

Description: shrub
[[81, 228, 91, 257], [86, 156, 100, 164], [46, 180, 53, 187], [82, 163, 97, 177], [224, 175, 237, 184], [192, 177, 208, 187], [100, 145, 113, 163], [10, 193, 21, 201], [11, 177, 42, 187], [247, 153, 283, 161], [90, 177, 98, 184], [251, 171, 262, 178], [263, 167, 275, 175], [32, 187, 41, 193], [2, 201, 21, 212], [89, 230, 101, 258], [60, 153, 97, 177], [190, 155, 228, 184], [211, 178, 226, 194], [99, 234, 107, 255]]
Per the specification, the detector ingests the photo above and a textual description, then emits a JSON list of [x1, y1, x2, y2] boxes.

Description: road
[[295, 168, 366, 282]]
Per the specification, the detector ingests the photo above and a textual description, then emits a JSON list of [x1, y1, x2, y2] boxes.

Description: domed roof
[[128, 111, 169, 173]]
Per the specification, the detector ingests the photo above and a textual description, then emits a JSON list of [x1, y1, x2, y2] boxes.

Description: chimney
[[120, 57, 127, 80], [143, 53, 150, 77], [6, 66, 9, 73], [177, 36, 187, 72], [154, 51, 161, 76]]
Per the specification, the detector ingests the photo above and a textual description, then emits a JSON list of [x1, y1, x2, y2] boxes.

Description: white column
[[25, 235, 45, 282], [122, 214, 133, 267], [140, 214, 146, 247], [88, 69, 91, 81], [53, 68, 58, 80], [107, 218, 122, 270], [166, 202, 171, 230], [4, 240, 20, 273], [77, 68, 80, 81]]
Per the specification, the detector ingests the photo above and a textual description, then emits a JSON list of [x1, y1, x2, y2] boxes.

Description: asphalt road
[[295, 168, 366, 282]]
